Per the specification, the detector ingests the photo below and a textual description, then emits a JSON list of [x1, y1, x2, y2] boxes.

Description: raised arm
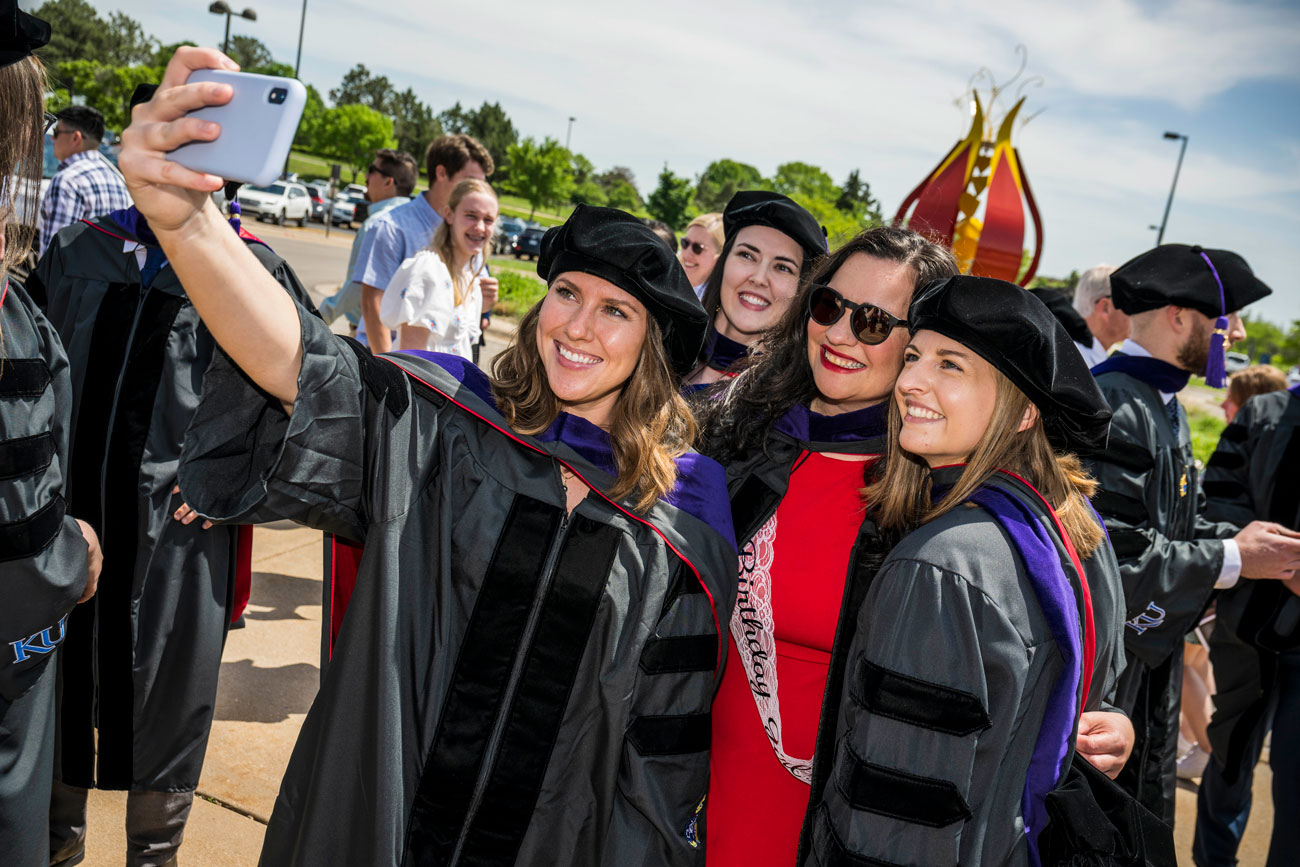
[[116, 47, 302, 409]]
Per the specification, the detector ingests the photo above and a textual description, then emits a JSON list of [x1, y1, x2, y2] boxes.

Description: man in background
[[39, 105, 130, 256], [317, 148, 417, 337], [1071, 263, 1129, 366], [354, 134, 494, 353]]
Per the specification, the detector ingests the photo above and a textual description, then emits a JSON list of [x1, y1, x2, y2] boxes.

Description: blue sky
[[48, 0, 1300, 323]]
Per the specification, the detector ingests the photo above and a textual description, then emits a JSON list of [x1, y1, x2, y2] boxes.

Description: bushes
[[492, 269, 546, 317]]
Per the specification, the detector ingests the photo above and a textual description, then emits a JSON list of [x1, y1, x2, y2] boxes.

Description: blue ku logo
[[1126, 602, 1167, 635], [9, 614, 69, 662]]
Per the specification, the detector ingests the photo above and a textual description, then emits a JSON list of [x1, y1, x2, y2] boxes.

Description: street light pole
[[294, 0, 308, 78], [1155, 131, 1188, 245], [565, 116, 575, 151], [208, 2, 258, 57]]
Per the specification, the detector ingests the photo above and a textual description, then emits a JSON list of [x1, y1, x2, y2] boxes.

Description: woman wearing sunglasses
[[695, 227, 958, 865], [684, 191, 826, 389], [799, 276, 1128, 866], [678, 212, 723, 298]]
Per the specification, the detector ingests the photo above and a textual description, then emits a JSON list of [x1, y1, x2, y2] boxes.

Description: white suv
[[237, 181, 313, 227]]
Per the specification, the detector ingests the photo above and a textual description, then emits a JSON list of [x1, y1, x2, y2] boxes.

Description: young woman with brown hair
[[800, 275, 1128, 867], [120, 47, 737, 866]]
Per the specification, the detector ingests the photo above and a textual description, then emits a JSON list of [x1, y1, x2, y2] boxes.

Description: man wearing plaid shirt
[[40, 105, 131, 256]]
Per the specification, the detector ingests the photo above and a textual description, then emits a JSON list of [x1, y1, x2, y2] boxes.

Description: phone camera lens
[[269, 88, 288, 105]]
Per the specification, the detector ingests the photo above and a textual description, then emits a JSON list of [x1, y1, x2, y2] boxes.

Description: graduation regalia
[[176, 305, 736, 865], [27, 210, 314, 794], [1083, 244, 1272, 824], [0, 277, 88, 866]]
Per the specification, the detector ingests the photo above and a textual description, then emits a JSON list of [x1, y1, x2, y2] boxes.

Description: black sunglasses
[[680, 238, 709, 255], [367, 163, 391, 178], [807, 284, 908, 346]]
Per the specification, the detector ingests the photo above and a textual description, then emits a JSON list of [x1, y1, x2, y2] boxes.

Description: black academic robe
[[0, 277, 88, 866], [1202, 386, 1300, 782], [28, 212, 314, 792], [1085, 359, 1238, 823], [176, 304, 739, 866]]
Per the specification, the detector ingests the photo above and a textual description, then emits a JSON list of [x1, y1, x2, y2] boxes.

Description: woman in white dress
[[381, 178, 498, 359]]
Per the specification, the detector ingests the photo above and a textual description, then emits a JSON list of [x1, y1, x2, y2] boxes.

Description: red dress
[[706, 451, 871, 865]]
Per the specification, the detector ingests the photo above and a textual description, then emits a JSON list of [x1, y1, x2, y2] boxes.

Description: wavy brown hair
[[429, 178, 495, 306], [491, 296, 695, 512], [694, 226, 958, 463], [0, 55, 46, 277], [867, 370, 1104, 558]]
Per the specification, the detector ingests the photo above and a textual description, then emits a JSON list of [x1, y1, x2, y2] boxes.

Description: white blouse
[[380, 250, 483, 360]]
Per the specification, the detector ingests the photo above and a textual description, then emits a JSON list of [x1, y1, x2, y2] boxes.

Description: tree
[[596, 166, 643, 211], [225, 34, 273, 71], [835, 169, 883, 223], [694, 159, 766, 211], [293, 84, 327, 153], [568, 154, 606, 206], [313, 104, 396, 181], [34, 0, 107, 66], [439, 101, 516, 170], [647, 165, 695, 230], [390, 87, 441, 160], [330, 64, 394, 113], [505, 137, 573, 218], [102, 11, 157, 66], [48, 59, 164, 132], [773, 161, 838, 203]]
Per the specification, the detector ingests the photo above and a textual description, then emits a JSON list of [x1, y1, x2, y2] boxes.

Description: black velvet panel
[[402, 495, 561, 867], [0, 431, 55, 481], [626, 713, 712, 756], [1268, 422, 1300, 529], [1108, 529, 1151, 559], [1217, 424, 1248, 444], [835, 741, 972, 828], [96, 287, 186, 788], [1205, 450, 1245, 471], [1091, 491, 1149, 526], [730, 473, 782, 547], [456, 515, 621, 866], [639, 635, 716, 675], [849, 656, 991, 737], [1203, 480, 1248, 501], [0, 358, 51, 398], [342, 337, 412, 417], [1082, 438, 1154, 475], [811, 804, 906, 867], [0, 492, 64, 562]]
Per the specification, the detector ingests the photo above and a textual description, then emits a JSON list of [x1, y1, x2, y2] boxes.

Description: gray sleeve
[[1084, 392, 1223, 669], [177, 299, 429, 542], [810, 558, 1033, 867]]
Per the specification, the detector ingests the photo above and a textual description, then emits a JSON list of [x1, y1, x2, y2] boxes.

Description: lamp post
[[1155, 131, 1188, 246], [565, 116, 576, 151], [208, 1, 257, 56], [294, 0, 307, 78]]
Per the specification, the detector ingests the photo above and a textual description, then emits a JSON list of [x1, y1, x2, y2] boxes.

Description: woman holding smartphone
[[800, 275, 1123, 866], [382, 177, 498, 359], [121, 48, 736, 867], [685, 191, 825, 388]]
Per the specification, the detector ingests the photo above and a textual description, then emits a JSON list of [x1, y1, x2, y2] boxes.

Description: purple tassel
[[228, 200, 242, 234], [1205, 315, 1229, 388]]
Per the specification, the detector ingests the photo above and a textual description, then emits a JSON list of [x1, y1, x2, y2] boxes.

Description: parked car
[[344, 183, 367, 197], [1225, 351, 1250, 374], [237, 181, 313, 226], [495, 217, 526, 254], [331, 192, 369, 227], [512, 227, 545, 260], [305, 186, 327, 222]]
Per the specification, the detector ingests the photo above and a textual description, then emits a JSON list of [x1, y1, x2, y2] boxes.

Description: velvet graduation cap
[[538, 205, 708, 376], [723, 190, 827, 260], [1030, 286, 1093, 348], [1110, 244, 1272, 387], [909, 275, 1112, 453], [1, 0, 50, 67]]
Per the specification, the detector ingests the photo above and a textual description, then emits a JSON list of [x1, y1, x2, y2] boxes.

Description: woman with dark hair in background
[[118, 46, 737, 865], [684, 191, 825, 388], [800, 276, 1127, 866], [0, 5, 100, 864]]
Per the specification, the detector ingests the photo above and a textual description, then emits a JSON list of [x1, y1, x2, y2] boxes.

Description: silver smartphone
[[169, 70, 307, 187]]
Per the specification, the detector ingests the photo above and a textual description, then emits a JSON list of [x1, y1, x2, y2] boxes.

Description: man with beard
[[1083, 244, 1300, 826]]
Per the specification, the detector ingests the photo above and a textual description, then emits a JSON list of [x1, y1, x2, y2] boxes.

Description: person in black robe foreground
[[1082, 244, 1300, 824], [123, 47, 737, 866], [0, 7, 102, 864], [29, 194, 315, 865], [1193, 383, 1300, 866]]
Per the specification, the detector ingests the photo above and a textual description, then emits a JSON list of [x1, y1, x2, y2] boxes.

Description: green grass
[[1187, 409, 1227, 466], [494, 269, 546, 317]]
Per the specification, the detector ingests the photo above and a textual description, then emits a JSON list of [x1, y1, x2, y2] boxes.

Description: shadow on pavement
[[244, 571, 320, 622], [215, 658, 319, 723]]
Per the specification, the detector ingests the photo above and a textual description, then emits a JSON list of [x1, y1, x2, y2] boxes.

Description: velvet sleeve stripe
[[1083, 439, 1154, 474], [729, 473, 783, 545], [0, 359, 51, 398], [810, 804, 907, 867], [1205, 450, 1246, 470], [639, 635, 716, 674], [0, 494, 66, 563], [626, 713, 711, 756], [1108, 528, 1150, 559], [835, 741, 973, 829], [1217, 424, 1248, 444], [341, 337, 412, 417], [1203, 480, 1249, 501], [848, 656, 991, 737], [1091, 491, 1149, 525], [0, 432, 55, 481]]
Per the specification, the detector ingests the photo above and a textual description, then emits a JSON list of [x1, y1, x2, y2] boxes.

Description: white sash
[[730, 511, 813, 783]]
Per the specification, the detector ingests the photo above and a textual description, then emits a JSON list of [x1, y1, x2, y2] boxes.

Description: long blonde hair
[[0, 56, 46, 278], [430, 178, 496, 306], [867, 370, 1104, 558], [491, 300, 695, 513]]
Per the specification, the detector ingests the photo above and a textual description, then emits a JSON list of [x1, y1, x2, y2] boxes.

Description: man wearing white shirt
[[1072, 264, 1129, 366], [1081, 244, 1300, 825]]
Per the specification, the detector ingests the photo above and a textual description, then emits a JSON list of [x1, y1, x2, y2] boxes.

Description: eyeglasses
[[680, 238, 710, 255], [807, 284, 908, 346], [366, 163, 391, 178], [44, 112, 61, 136]]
